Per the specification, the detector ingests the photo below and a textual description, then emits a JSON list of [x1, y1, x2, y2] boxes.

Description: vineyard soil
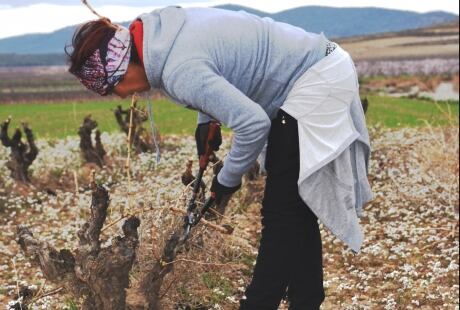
[[0, 124, 458, 309]]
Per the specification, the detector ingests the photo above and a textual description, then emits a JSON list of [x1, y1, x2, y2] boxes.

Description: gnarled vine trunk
[[16, 180, 140, 310], [14, 158, 240, 309], [78, 116, 106, 167], [114, 104, 157, 154], [0, 117, 38, 183]]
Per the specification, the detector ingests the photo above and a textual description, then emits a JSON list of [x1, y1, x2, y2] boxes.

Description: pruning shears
[[182, 121, 221, 239]]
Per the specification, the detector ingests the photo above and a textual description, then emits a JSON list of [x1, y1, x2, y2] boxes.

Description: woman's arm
[[197, 111, 216, 124], [165, 58, 271, 187]]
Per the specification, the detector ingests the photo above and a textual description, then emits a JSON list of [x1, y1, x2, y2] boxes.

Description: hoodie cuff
[[217, 168, 242, 188]]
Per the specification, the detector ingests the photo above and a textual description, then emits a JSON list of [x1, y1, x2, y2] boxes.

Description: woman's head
[[66, 18, 150, 98]]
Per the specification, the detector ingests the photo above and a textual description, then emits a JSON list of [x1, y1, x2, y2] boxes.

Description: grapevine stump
[[0, 117, 38, 183], [16, 180, 140, 310], [114, 104, 156, 154], [78, 115, 106, 167]]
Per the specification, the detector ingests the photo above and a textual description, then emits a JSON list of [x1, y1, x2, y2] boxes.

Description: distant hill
[[218, 5, 458, 41], [0, 5, 457, 65], [0, 53, 67, 67], [269, 7, 456, 37], [0, 25, 79, 56]]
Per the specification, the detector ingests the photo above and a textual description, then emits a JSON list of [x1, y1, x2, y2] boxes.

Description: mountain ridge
[[0, 4, 457, 56]]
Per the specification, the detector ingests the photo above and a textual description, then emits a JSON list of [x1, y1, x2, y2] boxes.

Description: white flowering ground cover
[[0, 125, 458, 310], [355, 58, 459, 77]]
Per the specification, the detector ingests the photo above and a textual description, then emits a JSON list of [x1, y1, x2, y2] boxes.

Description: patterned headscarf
[[73, 25, 132, 96]]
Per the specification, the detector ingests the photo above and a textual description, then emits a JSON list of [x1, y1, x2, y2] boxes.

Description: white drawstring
[[147, 98, 161, 164]]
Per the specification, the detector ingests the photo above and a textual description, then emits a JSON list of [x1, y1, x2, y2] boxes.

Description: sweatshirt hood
[[137, 6, 186, 89]]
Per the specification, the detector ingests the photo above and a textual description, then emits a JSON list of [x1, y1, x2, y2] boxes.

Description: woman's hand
[[210, 174, 241, 205], [194, 121, 222, 157]]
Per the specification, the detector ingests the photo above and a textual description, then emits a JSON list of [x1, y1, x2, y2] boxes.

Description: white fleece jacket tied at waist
[[281, 46, 373, 254], [281, 45, 360, 182]]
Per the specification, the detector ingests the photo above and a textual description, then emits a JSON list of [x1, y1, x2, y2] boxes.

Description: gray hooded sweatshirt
[[136, 6, 373, 253], [137, 6, 328, 187]]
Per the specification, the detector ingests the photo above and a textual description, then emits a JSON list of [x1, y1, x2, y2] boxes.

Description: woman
[[66, 5, 373, 309]]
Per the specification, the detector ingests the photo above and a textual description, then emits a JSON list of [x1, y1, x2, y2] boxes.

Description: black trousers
[[239, 109, 325, 310]]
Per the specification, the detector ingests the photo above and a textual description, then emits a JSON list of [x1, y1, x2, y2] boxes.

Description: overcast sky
[[0, 0, 458, 39]]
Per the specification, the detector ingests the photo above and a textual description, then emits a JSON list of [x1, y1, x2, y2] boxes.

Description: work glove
[[195, 121, 222, 157], [210, 174, 241, 205]]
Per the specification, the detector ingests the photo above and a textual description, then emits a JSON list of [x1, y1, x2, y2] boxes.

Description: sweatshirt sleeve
[[164, 58, 271, 187], [197, 111, 216, 124]]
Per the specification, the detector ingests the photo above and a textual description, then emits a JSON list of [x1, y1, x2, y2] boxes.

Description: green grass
[[0, 99, 199, 139], [365, 95, 459, 127], [0, 96, 458, 139]]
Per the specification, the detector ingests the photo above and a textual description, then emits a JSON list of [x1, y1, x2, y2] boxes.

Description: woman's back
[[143, 7, 327, 119], [139, 6, 330, 187]]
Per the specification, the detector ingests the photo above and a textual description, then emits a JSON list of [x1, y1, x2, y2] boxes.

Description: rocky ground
[[0, 124, 458, 310]]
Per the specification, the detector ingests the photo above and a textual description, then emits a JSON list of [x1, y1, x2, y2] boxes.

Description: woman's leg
[[239, 109, 325, 310], [237, 214, 293, 309], [286, 208, 325, 309]]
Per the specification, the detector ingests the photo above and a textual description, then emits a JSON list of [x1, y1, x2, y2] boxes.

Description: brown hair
[[65, 18, 116, 74], [65, 18, 140, 76]]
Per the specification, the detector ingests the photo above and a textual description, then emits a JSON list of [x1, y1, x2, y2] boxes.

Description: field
[[0, 99, 199, 139], [0, 90, 459, 309], [0, 96, 458, 139], [0, 73, 459, 309], [338, 22, 459, 60]]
